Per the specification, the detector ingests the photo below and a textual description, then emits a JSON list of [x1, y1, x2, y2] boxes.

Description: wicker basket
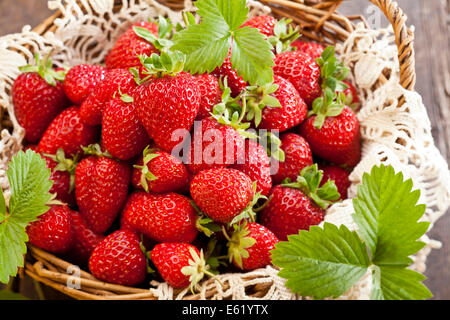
[[18, 0, 417, 300]]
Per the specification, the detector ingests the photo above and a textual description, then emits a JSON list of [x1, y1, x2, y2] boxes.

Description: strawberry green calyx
[[132, 146, 160, 193], [81, 143, 113, 159], [180, 247, 221, 294], [243, 82, 281, 128], [131, 50, 186, 84], [316, 46, 349, 93], [229, 182, 267, 226], [281, 164, 340, 209], [224, 223, 256, 269], [267, 18, 301, 54], [343, 91, 361, 112], [191, 200, 222, 237], [259, 131, 285, 162], [43, 148, 79, 193], [309, 88, 346, 129], [19, 53, 67, 86], [134, 16, 174, 51]]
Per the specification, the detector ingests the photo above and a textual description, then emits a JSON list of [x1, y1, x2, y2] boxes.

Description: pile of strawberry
[[12, 13, 361, 291]]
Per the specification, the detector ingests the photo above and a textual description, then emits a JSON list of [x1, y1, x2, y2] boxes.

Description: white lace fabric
[[0, 0, 449, 300]]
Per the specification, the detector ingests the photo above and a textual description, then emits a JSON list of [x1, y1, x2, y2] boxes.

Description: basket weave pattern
[[0, 0, 449, 300]]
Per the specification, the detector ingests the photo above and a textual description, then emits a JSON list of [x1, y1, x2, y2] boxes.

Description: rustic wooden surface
[[0, 0, 449, 299]]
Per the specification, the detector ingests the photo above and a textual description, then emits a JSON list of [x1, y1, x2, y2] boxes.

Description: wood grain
[[0, 0, 449, 299]]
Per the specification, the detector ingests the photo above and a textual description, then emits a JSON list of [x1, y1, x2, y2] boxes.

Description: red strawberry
[[186, 118, 245, 175], [105, 21, 159, 70], [227, 222, 279, 270], [299, 101, 361, 167], [133, 53, 201, 152], [102, 96, 150, 161], [120, 192, 148, 235], [231, 139, 272, 196], [63, 64, 107, 105], [89, 230, 146, 286], [241, 15, 276, 37], [75, 153, 131, 233], [80, 68, 137, 125], [342, 80, 361, 111], [319, 165, 350, 200], [12, 56, 69, 143], [261, 164, 340, 240], [121, 191, 198, 243], [151, 243, 212, 289], [132, 148, 189, 193], [26, 205, 73, 253], [273, 50, 321, 106], [190, 168, 254, 224], [212, 50, 247, 97], [38, 106, 98, 157], [257, 75, 307, 132], [41, 149, 78, 206], [68, 210, 104, 264], [272, 133, 313, 184], [291, 40, 325, 60], [195, 74, 222, 120]]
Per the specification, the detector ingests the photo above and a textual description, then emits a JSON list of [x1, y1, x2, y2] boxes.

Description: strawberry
[[299, 90, 361, 167], [12, 54, 69, 143], [131, 147, 189, 193], [41, 148, 78, 206], [341, 80, 361, 111], [273, 50, 321, 106], [319, 164, 350, 200], [151, 243, 214, 289], [231, 139, 272, 196], [226, 222, 279, 270], [26, 205, 73, 253], [133, 52, 200, 152], [290, 40, 325, 60], [272, 133, 313, 184], [212, 50, 247, 97], [261, 164, 340, 240], [190, 168, 255, 224], [195, 73, 222, 120], [80, 68, 137, 125], [105, 21, 159, 70], [38, 106, 98, 157], [101, 95, 150, 161], [119, 192, 148, 235], [121, 191, 198, 243], [89, 230, 146, 286], [67, 210, 104, 264], [63, 64, 107, 105], [241, 15, 276, 37], [186, 117, 245, 175], [256, 75, 307, 132], [75, 149, 131, 233]]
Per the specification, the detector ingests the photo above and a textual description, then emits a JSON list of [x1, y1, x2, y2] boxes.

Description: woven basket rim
[[22, 0, 417, 300]]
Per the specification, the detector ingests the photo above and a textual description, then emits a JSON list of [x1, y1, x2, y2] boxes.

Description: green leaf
[[352, 164, 429, 266], [196, 0, 248, 31], [171, 23, 231, 74], [272, 223, 370, 299], [371, 265, 432, 300], [0, 150, 53, 283], [231, 27, 275, 86]]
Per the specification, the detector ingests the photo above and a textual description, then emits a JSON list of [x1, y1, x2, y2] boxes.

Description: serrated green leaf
[[0, 150, 53, 283], [352, 164, 429, 266], [272, 223, 370, 299], [196, 0, 248, 31], [172, 23, 230, 74], [371, 265, 432, 300], [231, 27, 274, 86]]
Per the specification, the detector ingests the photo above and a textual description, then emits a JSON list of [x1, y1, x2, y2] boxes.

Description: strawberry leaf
[[271, 223, 370, 299], [0, 150, 53, 283]]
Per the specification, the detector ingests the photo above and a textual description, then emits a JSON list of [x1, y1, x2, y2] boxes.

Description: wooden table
[[1, 0, 449, 299]]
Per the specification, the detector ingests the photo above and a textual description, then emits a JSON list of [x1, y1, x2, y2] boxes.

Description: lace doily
[[0, 0, 448, 300]]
